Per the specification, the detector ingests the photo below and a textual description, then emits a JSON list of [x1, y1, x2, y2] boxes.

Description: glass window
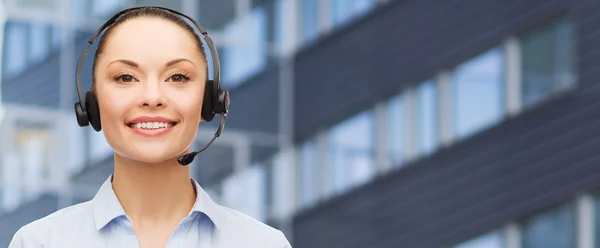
[[221, 164, 267, 222], [10, 124, 53, 206], [252, 164, 268, 222], [298, 139, 319, 207], [2, 151, 21, 212], [273, 0, 295, 54], [301, 0, 319, 43], [29, 22, 49, 63], [331, 0, 376, 26], [220, 172, 243, 214], [328, 110, 376, 196], [387, 95, 405, 168], [70, 0, 88, 21], [92, 0, 125, 18], [273, 0, 284, 49], [222, 6, 267, 86], [595, 195, 600, 248], [454, 231, 504, 248], [452, 48, 505, 139], [416, 80, 438, 156], [271, 152, 294, 218], [520, 204, 575, 248], [520, 16, 575, 107], [51, 25, 61, 48], [4, 22, 28, 76]]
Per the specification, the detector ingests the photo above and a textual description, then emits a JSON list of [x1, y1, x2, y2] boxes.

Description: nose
[[139, 79, 166, 109]]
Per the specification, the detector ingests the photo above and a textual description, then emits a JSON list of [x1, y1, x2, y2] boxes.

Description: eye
[[167, 73, 191, 83], [114, 74, 137, 83]]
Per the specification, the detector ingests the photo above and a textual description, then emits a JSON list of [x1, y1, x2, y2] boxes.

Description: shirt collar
[[91, 175, 224, 231]]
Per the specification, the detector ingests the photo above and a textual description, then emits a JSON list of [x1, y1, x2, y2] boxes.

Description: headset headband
[[75, 6, 221, 113]]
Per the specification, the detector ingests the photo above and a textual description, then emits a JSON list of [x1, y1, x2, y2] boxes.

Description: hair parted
[[91, 7, 209, 92]]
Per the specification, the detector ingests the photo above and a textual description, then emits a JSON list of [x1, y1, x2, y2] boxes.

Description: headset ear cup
[[202, 80, 216, 122], [74, 102, 90, 127], [86, 91, 102, 132], [214, 89, 229, 115]]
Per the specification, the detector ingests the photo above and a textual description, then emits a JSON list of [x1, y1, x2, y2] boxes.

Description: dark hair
[[91, 7, 208, 92]]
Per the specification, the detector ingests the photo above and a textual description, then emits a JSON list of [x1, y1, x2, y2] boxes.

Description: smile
[[126, 116, 179, 137], [127, 122, 178, 137], [128, 122, 177, 129]]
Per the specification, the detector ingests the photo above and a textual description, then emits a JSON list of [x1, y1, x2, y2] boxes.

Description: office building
[[1, 0, 599, 247]]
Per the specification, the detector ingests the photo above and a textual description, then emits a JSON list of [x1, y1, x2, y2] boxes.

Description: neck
[[111, 152, 196, 226]]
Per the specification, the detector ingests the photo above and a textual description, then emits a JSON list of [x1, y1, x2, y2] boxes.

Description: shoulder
[[9, 201, 94, 248], [214, 205, 291, 247]]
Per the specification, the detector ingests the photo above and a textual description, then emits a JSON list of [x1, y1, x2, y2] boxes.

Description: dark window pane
[[521, 204, 575, 248], [520, 17, 575, 107]]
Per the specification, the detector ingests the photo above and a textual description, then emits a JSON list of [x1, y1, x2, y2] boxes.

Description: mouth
[[126, 122, 178, 129], [125, 117, 179, 137]]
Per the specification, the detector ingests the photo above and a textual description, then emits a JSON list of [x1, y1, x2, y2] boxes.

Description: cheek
[[97, 91, 130, 130], [177, 93, 204, 123]]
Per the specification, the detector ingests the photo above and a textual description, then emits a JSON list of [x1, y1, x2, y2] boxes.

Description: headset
[[74, 6, 230, 166]]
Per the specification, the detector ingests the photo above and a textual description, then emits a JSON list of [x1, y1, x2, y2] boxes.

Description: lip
[[126, 116, 178, 125], [126, 116, 179, 137]]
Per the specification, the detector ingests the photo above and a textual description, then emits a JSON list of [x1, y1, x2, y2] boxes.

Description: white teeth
[[130, 122, 173, 129]]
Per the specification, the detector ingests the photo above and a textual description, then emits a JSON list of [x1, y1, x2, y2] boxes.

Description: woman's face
[[94, 17, 206, 164]]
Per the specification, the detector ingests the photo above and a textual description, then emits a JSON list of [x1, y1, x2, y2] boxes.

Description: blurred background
[[0, 0, 597, 247]]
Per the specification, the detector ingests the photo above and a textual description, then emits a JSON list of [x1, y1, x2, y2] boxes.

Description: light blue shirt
[[8, 175, 291, 248]]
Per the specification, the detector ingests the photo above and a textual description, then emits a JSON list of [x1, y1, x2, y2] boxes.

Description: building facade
[[1, 0, 599, 247]]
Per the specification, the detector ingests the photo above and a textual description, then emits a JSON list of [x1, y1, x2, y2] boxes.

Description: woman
[[9, 6, 291, 248]]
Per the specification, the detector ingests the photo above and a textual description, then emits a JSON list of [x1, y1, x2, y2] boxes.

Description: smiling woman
[[8, 6, 291, 248]]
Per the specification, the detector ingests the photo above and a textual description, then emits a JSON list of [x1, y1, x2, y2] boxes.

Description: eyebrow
[[165, 58, 195, 67], [107, 58, 195, 68], [107, 59, 138, 68]]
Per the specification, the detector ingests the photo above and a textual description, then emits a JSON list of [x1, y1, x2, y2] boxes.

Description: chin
[[132, 153, 178, 164], [116, 146, 184, 164]]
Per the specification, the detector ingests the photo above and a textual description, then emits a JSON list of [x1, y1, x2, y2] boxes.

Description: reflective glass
[[520, 17, 575, 107], [328, 110, 376, 195], [29, 22, 49, 63], [454, 231, 504, 248], [452, 48, 504, 139], [51, 25, 61, 48], [331, 0, 376, 26], [595, 195, 600, 248], [387, 95, 404, 168], [271, 152, 294, 217], [301, 0, 319, 43], [298, 140, 318, 207], [416, 80, 438, 156], [91, 0, 125, 18], [221, 165, 267, 222], [222, 6, 267, 86], [4, 22, 28, 76], [521, 204, 575, 248]]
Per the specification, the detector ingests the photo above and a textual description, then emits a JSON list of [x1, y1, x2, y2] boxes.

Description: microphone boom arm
[[177, 113, 227, 166]]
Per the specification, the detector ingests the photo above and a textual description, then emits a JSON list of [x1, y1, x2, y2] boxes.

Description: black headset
[[74, 6, 230, 165]]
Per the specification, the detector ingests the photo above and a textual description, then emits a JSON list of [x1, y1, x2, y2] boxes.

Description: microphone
[[177, 114, 227, 166]]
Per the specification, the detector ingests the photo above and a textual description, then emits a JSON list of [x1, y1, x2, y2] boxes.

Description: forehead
[[101, 17, 201, 61]]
